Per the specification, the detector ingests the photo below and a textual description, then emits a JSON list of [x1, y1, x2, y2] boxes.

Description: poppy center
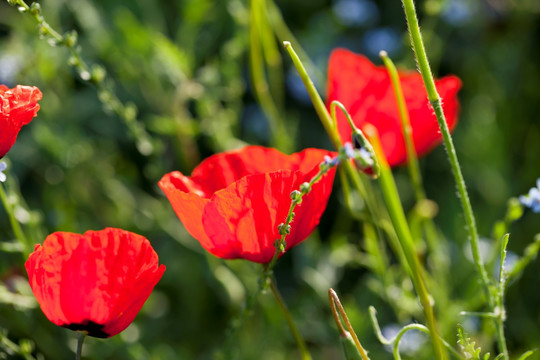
[[64, 320, 109, 338]]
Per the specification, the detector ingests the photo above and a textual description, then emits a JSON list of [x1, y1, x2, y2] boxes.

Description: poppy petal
[[158, 171, 213, 250], [25, 228, 165, 338], [0, 85, 42, 158], [327, 48, 461, 167], [159, 146, 336, 263], [201, 170, 302, 263], [190, 146, 296, 194]]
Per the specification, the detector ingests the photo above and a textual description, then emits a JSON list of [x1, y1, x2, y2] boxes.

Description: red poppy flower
[[25, 228, 166, 338], [159, 146, 336, 264], [326, 48, 461, 167], [0, 85, 42, 158]]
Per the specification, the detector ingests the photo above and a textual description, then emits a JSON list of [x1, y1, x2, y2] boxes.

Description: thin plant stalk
[[366, 125, 446, 360], [328, 289, 370, 360], [249, 0, 290, 151], [399, 0, 489, 289], [398, 0, 507, 357], [0, 182, 30, 255], [369, 307, 463, 360], [283, 40, 445, 360], [223, 151, 338, 357], [269, 278, 312, 360], [379, 50, 425, 202], [379, 50, 450, 308]]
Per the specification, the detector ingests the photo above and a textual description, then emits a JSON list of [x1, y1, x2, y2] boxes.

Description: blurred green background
[[0, 0, 539, 358]]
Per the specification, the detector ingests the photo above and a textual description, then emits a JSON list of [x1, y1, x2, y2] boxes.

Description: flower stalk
[[329, 289, 370, 360], [399, 0, 507, 357], [269, 279, 312, 360], [75, 331, 86, 360], [366, 126, 446, 360], [284, 40, 445, 360], [379, 50, 425, 201]]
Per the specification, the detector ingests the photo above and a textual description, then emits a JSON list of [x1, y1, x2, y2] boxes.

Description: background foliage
[[0, 0, 539, 358]]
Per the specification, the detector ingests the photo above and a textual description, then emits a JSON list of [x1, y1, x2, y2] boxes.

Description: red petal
[[326, 49, 461, 167], [190, 146, 294, 194], [202, 167, 335, 263], [158, 172, 213, 250], [25, 228, 165, 338], [0, 85, 42, 158], [159, 147, 336, 263]]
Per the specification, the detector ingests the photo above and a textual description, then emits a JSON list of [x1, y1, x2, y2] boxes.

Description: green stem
[[265, 155, 337, 273], [269, 278, 312, 360], [249, 0, 290, 151], [379, 51, 452, 313], [399, 0, 490, 290], [375, 147, 446, 360], [399, 0, 508, 356], [495, 235, 510, 359], [75, 331, 86, 360], [400, 0, 438, 101], [392, 324, 463, 360], [223, 151, 337, 357], [283, 41, 342, 150], [0, 182, 30, 255], [255, 0, 285, 110], [283, 39, 427, 315], [379, 50, 425, 201], [370, 307, 462, 359], [329, 289, 370, 360]]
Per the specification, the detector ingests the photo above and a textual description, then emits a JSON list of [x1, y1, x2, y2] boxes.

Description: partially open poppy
[[0, 85, 42, 158], [326, 49, 461, 167], [25, 228, 166, 338], [159, 146, 336, 264]]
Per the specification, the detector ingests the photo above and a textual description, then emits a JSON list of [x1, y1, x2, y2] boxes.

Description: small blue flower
[[342, 142, 374, 168], [0, 161, 7, 182], [343, 142, 356, 159], [519, 178, 540, 213], [323, 155, 339, 167]]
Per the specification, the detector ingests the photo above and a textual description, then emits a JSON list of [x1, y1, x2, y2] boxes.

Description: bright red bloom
[[0, 85, 42, 158], [326, 49, 461, 167], [25, 228, 166, 338], [159, 146, 336, 264]]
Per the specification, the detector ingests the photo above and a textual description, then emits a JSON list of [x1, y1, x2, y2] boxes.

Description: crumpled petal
[[159, 146, 336, 263], [0, 85, 42, 158], [25, 228, 165, 338]]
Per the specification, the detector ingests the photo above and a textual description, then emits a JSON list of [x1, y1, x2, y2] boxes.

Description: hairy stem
[[399, 0, 507, 356]]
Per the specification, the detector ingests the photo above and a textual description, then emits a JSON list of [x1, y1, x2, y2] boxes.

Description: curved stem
[[269, 278, 312, 360], [328, 289, 370, 360], [370, 307, 462, 359], [392, 324, 463, 360]]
